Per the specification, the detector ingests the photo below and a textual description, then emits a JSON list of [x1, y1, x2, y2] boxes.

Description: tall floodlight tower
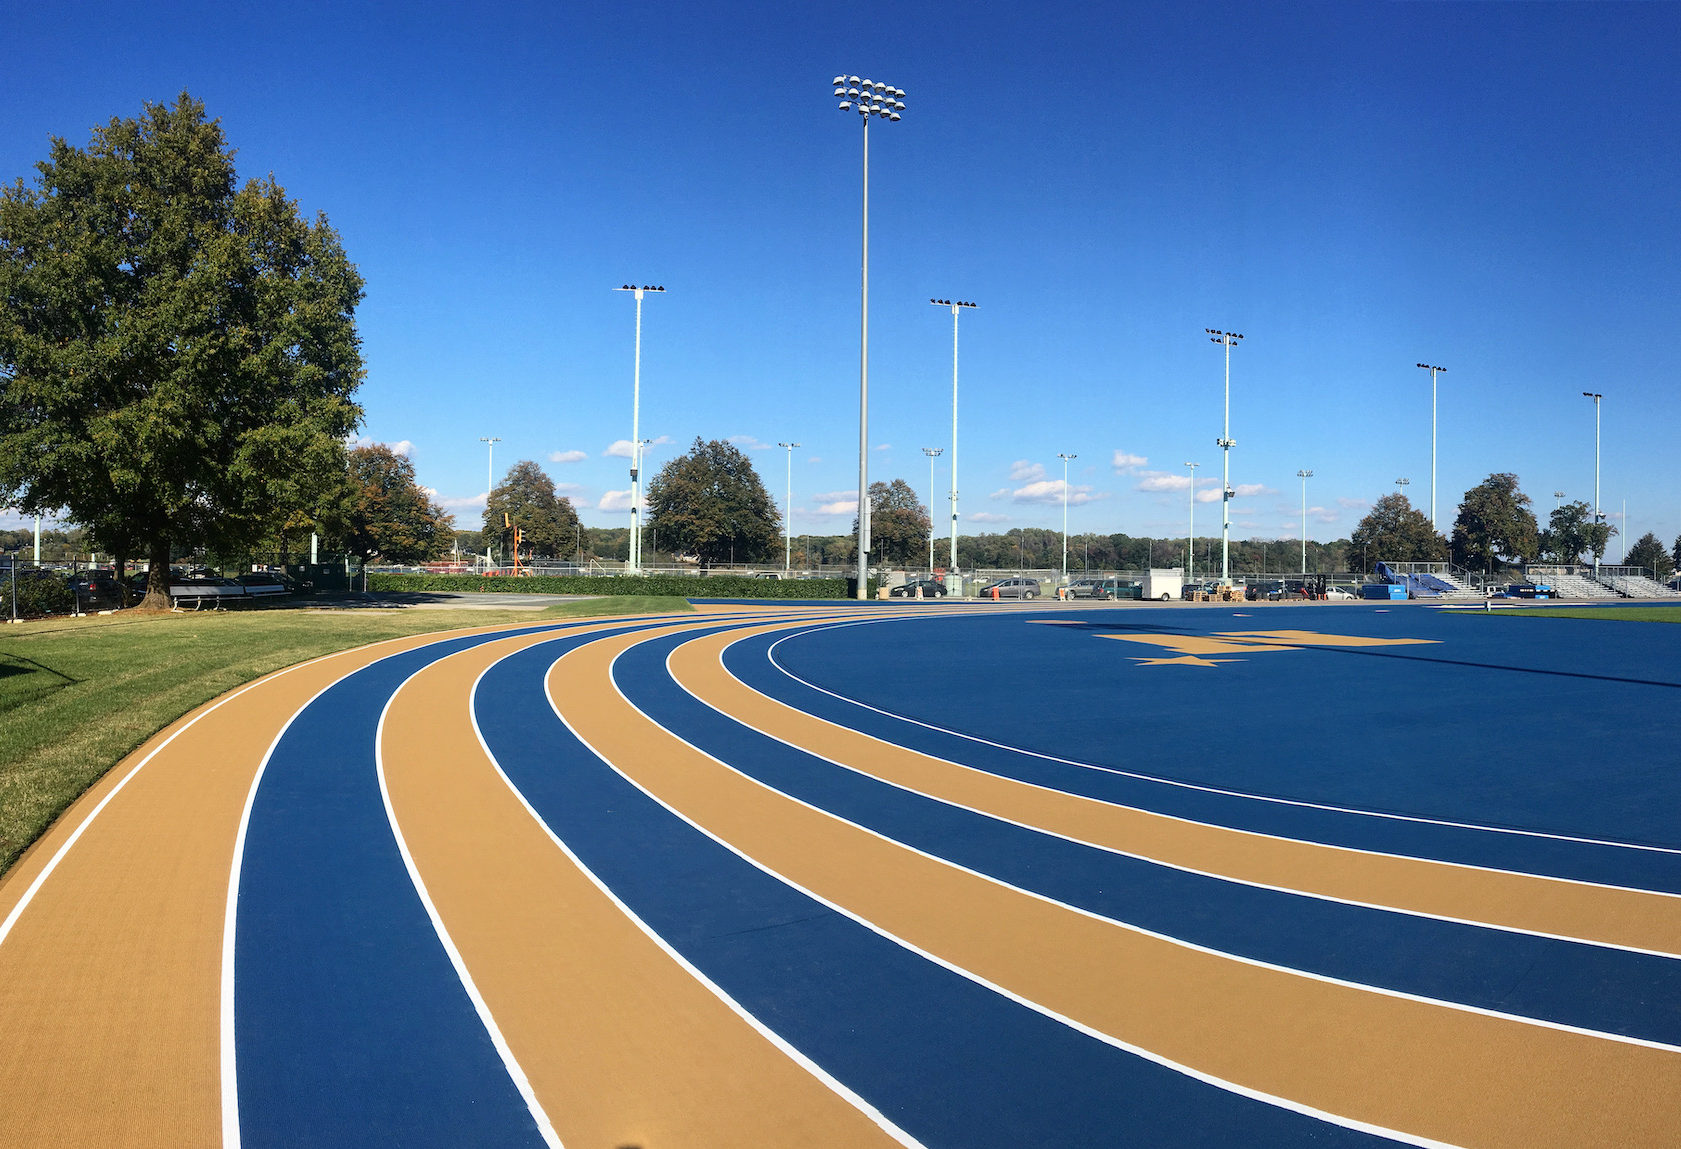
[[835, 74, 905, 598], [921, 447, 943, 570], [1583, 391, 1603, 573], [1184, 462, 1200, 582], [1297, 470, 1314, 576], [1416, 364, 1446, 529], [779, 442, 801, 574], [1058, 453, 1078, 580], [1206, 329, 1244, 584], [615, 284, 663, 573], [931, 299, 977, 573]]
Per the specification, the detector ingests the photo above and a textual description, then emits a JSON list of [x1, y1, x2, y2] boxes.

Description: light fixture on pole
[[479, 436, 501, 569], [615, 284, 664, 574], [921, 447, 943, 571], [1416, 364, 1446, 529], [1058, 453, 1077, 581], [779, 441, 801, 574], [1297, 470, 1314, 577], [1206, 329, 1244, 585], [1184, 462, 1199, 582], [931, 299, 976, 574], [1554, 489, 1565, 511], [835, 74, 906, 599], [1583, 391, 1603, 573], [1395, 478, 1410, 497]]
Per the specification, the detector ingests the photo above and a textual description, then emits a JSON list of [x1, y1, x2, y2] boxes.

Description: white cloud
[[350, 435, 413, 457], [1111, 451, 1147, 473], [1194, 488, 1223, 503], [1009, 459, 1046, 482], [555, 482, 584, 496], [1011, 479, 1102, 506], [1136, 471, 1191, 493], [1233, 483, 1274, 498], [969, 511, 1011, 524], [598, 489, 640, 512], [604, 435, 673, 458], [728, 435, 774, 451], [875, 443, 892, 452], [438, 493, 488, 511], [814, 499, 858, 516], [1337, 496, 1367, 509], [989, 488, 1011, 500], [549, 449, 587, 464]]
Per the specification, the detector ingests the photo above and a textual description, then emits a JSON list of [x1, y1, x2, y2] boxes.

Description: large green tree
[[0, 93, 364, 608], [1624, 532, 1673, 581], [1349, 493, 1446, 572], [484, 459, 582, 560], [856, 478, 930, 567], [645, 437, 779, 569], [1450, 473, 1540, 573], [327, 444, 452, 567], [1539, 499, 1613, 565]]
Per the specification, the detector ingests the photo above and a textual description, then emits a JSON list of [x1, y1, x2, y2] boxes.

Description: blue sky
[[5, 2, 1678, 553]]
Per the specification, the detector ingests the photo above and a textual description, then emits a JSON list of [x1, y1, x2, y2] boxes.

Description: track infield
[[1, 601, 1678, 1147]]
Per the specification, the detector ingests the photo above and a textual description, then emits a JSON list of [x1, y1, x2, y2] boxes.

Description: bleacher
[[1373, 561, 1480, 599], [1596, 568, 1681, 599], [1548, 571, 1620, 598]]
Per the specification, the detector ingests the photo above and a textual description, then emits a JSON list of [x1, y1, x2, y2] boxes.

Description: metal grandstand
[[1525, 564, 1681, 599]]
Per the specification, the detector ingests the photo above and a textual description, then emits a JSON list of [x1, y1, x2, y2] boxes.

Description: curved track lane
[[2, 602, 1678, 1147]]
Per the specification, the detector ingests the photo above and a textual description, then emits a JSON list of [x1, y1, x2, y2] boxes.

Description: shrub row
[[5, 574, 76, 620], [363, 572, 849, 599]]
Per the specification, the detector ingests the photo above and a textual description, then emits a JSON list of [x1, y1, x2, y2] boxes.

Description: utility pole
[[1206, 329, 1243, 585]]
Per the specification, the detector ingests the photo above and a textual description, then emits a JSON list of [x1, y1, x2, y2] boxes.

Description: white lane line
[[468, 626, 928, 1149], [553, 629, 1465, 1148], [377, 674, 564, 1149], [757, 617, 1681, 869], [219, 621, 573, 1149], [681, 625, 1681, 961]]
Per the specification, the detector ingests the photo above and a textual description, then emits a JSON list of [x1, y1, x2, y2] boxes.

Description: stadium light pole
[[779, 442, 801, 575], [1416, 364, 1446, 529], [614, 285, 663, 574], [1297, 469, 1314, 576], [1184, 462, 1199, 582], [479, 436, 501, 569], [1207, 329, 1243, 585], [1058, 453, 1077, 581], [1583, 391, 1602, 574], [921, 447, 943, 571], [931, 299, 977, 574], [835, 74, 905, 599], [1554, 489, 1565, 511]]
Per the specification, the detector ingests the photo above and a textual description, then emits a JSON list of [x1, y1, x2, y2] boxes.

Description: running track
[[2, 601, 1679, 1147]]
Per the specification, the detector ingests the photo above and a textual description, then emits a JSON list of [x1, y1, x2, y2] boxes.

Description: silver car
[[977, 577, 1041, 600]]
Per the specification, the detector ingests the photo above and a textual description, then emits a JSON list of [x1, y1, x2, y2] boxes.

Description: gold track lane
[[670, 621, 1681, 958], [378, 620, 907, 1149]]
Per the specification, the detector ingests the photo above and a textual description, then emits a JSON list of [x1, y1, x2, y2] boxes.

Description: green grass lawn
[[0, 596, 693, 877], [1499, 604, 1681, 623]]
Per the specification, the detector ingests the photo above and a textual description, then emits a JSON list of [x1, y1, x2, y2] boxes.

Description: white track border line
[[685, 624, 1681, 961], [543, 626, 1467, 1149], [758, 615, 1681, 869], [468, 626, 925, 1149]]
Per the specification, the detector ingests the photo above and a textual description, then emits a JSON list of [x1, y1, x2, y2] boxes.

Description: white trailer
[[1141, 568, 1183, 601]]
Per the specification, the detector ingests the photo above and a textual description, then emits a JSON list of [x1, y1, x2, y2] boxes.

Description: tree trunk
[[141, 538, 173, 610]]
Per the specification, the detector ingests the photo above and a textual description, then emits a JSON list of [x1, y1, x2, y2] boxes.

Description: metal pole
[[1298, 469, 1313, 577], [480, 436, 500, 568], [1583, 391, 1602, 573], [780, 442, 800, 574], [1058, 453, 1076, 581], [1207, 330, 1242, 585], [951, 306, 959, 573], [34, 515, 40, 563], [631, 290, 642, 573], [1184, 462, 1199, 582], [921, 447, 943, 571], [856, 114, 870, 599]]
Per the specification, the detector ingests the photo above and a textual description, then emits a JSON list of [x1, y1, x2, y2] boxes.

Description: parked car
[[1066, 577, 1105, 598], [1084, 577, 1143, 601], [235, 571, 296, 597], [69, 569, 123, 604], [1180, 581, 1220, 599], [1323, 585, 1356, 600], [975, 577, 1041, 600], [889, 577, 948, 598]]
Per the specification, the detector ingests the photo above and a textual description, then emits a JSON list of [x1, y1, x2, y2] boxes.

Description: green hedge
[[5, 574, 75, 620], [363, 572, 850, 599]]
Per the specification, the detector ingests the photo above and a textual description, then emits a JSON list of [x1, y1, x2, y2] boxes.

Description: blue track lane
[[232, 616, 699, 1147], [475, 633, 1403, 1148], [721, 612, 1681, 892], [617, 625, 1681, 1047]]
